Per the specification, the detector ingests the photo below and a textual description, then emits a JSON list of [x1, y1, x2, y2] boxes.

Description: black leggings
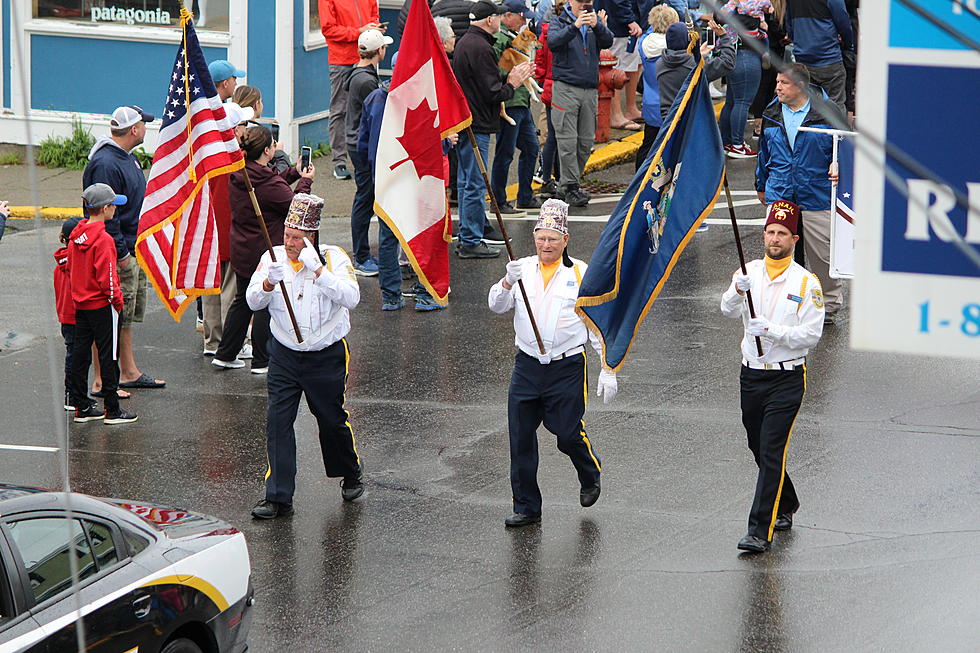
[[215, 272, 270, 367]]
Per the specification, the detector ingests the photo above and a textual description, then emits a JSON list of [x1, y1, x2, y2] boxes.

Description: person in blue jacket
[[755, 63, 843, 322], [784, 0, 854, 114], [634, 3, 678, 171]]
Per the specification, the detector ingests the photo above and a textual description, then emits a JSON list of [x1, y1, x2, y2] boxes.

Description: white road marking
[[0, 443, 60, 453]]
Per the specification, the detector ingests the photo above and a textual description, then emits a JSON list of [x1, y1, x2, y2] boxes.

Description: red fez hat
[[765, 200, 801, 235]]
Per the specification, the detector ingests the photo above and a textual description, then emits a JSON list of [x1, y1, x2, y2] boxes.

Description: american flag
[[835, 135, 855, 225], [135, 10, 244, 320]]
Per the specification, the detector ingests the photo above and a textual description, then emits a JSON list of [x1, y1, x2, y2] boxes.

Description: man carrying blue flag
[[488, 199, 618, 528], [720, 200, 825, 553]]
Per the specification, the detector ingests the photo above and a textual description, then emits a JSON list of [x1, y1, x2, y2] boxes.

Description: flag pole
[[723, 173, 764, 357], [242, 168, 304, 344], [465, 127, 546, 355]]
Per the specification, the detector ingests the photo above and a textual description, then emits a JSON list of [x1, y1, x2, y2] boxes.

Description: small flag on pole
[[372, 0, 471, 303], [135, 8, 244, 320]]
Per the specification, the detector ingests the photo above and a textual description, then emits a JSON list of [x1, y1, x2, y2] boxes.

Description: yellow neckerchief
[[540, 259, 561, 288], [289, 258, 304, 273], [764, 254, 791, 280]]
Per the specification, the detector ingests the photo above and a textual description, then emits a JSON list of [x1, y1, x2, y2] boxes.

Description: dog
[[497, 27, 544, 126]]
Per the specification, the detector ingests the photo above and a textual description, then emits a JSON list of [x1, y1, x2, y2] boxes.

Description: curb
[[8, 206, 83, 221]]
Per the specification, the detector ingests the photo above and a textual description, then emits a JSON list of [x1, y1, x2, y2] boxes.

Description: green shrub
[[132, 147, 154, 169], [37, 119, 95, 170], [0, 152, 21, 165]]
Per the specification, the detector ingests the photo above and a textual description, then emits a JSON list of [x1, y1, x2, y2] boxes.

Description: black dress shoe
[[251, 499, 294, 520], [737, 534, 770, 553], [504, 512, 541, 527], [774, 513, 793, 531], [341, 474, 364, 502], [580, 483, 600, 507]]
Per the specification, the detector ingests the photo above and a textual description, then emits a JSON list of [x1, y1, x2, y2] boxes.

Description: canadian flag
[[373, 0, 471, 304]]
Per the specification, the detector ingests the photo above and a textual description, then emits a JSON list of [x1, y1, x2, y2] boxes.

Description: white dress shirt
[[246, 245, 360, 352], [720, 258, 824, 364], [488, 255, 601, 363]]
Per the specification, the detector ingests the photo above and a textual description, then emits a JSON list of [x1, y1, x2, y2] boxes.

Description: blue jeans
[[455, 131, 490, 248], [348, 148, 375, 264], [491, 106, 539, 206], [378, 220, 401, 303], [720, 48, 762, 147]]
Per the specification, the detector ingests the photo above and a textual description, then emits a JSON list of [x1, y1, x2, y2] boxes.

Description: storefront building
[[1, 1, 402, 153]]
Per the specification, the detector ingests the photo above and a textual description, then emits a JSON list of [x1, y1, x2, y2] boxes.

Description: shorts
[[119, 255, 147, 327], [610, 37, 640, 72]]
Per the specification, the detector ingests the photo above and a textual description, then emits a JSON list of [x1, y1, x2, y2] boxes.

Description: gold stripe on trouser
[[766, 364, 806, 540], [579, 353, 601, 472], [342, 338, 361, 465]]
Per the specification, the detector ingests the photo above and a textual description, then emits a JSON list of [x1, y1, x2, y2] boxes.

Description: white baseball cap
[[110, 105, 155, 130], [223, 102, 255, 127], [358, 29, 394, 52]]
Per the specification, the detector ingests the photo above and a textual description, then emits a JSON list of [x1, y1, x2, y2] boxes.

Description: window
[[33, 0, 230, 32], [122, 528, 150, 556], [84, 521, 119, 571], [7, 518, 98, 605], [305, 0, 326, 49]]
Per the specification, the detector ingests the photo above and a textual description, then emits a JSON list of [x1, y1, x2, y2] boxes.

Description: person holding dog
[[490, 0, 541, 217]]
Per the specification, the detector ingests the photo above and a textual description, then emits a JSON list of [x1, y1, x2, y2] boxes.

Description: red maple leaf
[[391, 98, 444, 181]]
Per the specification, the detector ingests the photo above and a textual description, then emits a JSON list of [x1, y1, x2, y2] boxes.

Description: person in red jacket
[[536, 20, 559, 198], [68, 184, 137, 424], [319, 0, 383, 181], [54, 217, 81, 409]]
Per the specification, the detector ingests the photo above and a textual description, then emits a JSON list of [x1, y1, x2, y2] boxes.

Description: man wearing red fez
[[719, 199, 826, 553]]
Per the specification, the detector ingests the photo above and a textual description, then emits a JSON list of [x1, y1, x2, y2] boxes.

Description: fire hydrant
[[596, 49, 628, 144]]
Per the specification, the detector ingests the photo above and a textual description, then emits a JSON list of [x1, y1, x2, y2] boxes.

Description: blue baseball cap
[[208, 59, 246, 83], [82, 183, 127, 209], [501, 0, 532, 16]]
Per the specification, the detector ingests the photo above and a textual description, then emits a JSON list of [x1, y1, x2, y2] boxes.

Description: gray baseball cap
[[82, 183, 128, 209]]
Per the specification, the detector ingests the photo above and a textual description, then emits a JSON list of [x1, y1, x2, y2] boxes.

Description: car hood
[[105, 498, 240, 542]]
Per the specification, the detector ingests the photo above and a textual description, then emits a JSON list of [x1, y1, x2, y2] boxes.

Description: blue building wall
[[2, 0, 10, 108], [30, 35, 225, 114], [247, 0, 276, 115]]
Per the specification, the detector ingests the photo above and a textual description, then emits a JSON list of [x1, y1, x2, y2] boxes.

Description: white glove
[[299, 238, 323, 272], [735, 274, 751, 293], [746, 316, 770, 337], [596, 369, 618, 404], [505, 260, 522, 285], [266, 261, 284, 285]]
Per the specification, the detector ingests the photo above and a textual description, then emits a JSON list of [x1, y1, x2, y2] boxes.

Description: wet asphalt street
[[1, 157, 978, 651]]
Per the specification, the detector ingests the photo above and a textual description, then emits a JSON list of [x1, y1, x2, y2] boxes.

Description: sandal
[[119, 373, 166, 389]]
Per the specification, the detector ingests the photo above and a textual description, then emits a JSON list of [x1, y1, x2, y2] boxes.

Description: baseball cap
[[470, 0, 507, 21], [223, 101, 255, 127], [61, 216, 83, 241], [358, 29, 394, 52], [110, 105, 155, 130], [501, 0, 532, 16], [665, 22, 690, 50], [82, 183, 127, 209], [208, 59, 246, 83]]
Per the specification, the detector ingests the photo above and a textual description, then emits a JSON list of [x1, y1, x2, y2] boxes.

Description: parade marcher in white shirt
[[246, 194, 364, 520], [488, 199, 618, 528], [720, 200, 825, 553]]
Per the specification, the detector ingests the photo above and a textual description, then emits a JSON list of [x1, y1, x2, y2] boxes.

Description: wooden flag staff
[[465, 127, 546, 355], [241, 167, 304, 344], [722, 173, 764, 357]]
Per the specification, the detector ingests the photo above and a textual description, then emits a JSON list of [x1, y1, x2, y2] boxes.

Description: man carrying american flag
[[135, 7, 245, 321]]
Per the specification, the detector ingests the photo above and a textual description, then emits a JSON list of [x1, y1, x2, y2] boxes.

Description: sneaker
[[538, 179, 558, 198], [239, 344, 253, 360], [195, 317, 204, 332], [341, 473, 364, 502], [710, 81, 726, 100], [104, 410, 138, 425], [354, 258, 380, 276], [516, 196, 543, 210], [725, 143, 758, 159], [333, 163, 352, 180], [212, 357, 246, 369], [382, 298, 406, 311], [74, 404, 104, 423], [64, 404, 75, 411], [202, 347, 217, 356], [250, 366, 268, 375], [400, 264, 416, 280], [697, 222, 710, 233], [565, 187, 590, 208], [496, 202, 526, 217], [401, 288, 418, 298], [482, 225, 508, 246], [456, 242, 501, 259], [415, 297, 447, 311], [251, 499, 294, 519]]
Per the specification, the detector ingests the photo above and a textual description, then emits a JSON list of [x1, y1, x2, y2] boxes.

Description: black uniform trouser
[[508, 351, 602, 517], [264, 338, 360, 504], [740, 365, 805, 541], [69, 306, 120, 415], [215, 272, 270, 367]]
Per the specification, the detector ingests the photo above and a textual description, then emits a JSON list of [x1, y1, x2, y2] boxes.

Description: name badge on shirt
[[787, 294, 803, 303], [567, 280, 576, 287]]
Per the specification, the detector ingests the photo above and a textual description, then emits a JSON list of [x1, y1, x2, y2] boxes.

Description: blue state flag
[[575, 50, 724, 372]]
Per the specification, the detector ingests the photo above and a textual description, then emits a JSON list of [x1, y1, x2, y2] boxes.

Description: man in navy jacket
[[785, 0, 854, 114]]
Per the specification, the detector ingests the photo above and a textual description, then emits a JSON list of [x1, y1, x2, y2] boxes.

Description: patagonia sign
[[90, 7, 173, 26]]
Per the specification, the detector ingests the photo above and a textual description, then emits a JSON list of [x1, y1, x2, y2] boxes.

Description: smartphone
[[269, 123, 280, 142], [582, 3, 593, 11], [300, 146, 312, 172]]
